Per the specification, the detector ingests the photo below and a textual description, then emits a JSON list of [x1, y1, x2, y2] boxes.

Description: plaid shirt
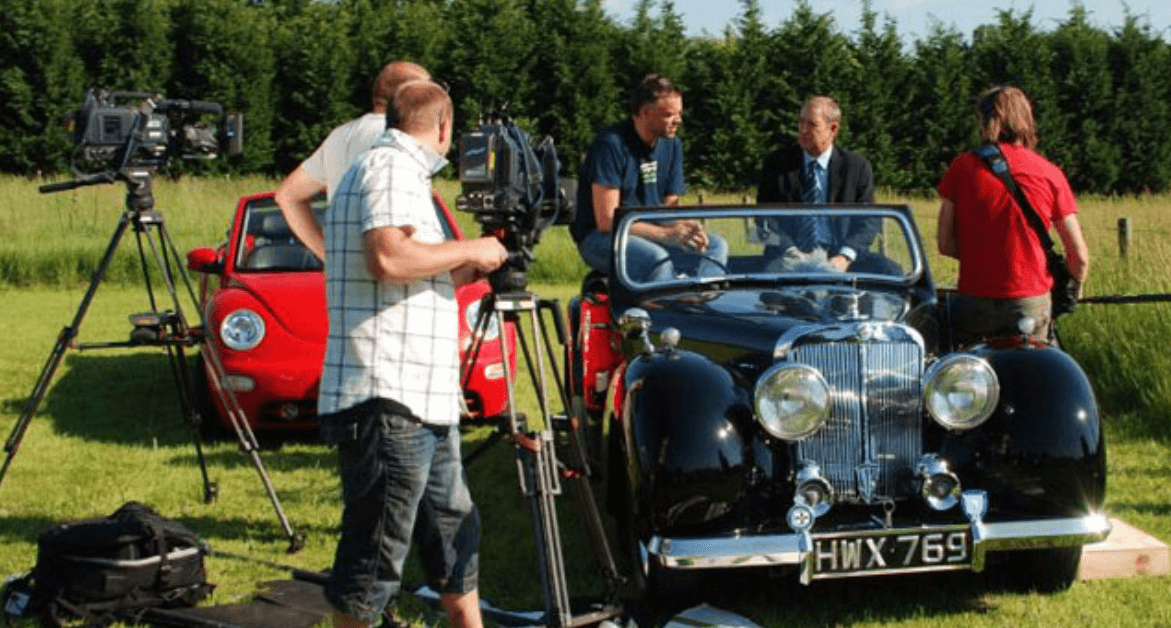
[[318, 129, 460, 425]]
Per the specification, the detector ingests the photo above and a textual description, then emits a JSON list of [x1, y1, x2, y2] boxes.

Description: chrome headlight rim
[[754, 363, 832, 441], [924, 353, 1000, 430], [219, 308, 266, 351]]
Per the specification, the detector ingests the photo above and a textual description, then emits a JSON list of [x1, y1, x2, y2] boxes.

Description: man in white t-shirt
[[274, 60, 430, 261]]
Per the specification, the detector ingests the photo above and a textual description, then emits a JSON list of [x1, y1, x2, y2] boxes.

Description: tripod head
[[40, 167, 158, 215]]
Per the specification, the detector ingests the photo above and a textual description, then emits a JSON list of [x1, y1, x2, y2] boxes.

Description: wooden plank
[[1079, 518, 1170, 580]]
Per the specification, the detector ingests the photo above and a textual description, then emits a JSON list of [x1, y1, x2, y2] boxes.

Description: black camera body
[[457, 115, 575, 293], [70, 89, 242, 173]]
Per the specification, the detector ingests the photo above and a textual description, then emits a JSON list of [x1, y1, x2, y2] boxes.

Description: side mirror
[[187, 248, 223, 274]]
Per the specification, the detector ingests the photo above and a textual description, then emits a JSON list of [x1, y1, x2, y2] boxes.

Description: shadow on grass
[[12, 352, 200, 447], [0, 512, 339, 563]]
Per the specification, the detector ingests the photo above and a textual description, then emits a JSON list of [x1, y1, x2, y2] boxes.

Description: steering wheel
[[638, 251, 729, 282]]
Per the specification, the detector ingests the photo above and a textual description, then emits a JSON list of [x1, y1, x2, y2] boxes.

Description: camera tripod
[[461, 284, 626, 628], [0, 167, 303, 551]]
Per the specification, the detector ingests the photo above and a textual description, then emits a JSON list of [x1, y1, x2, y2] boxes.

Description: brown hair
[[392, 80, 452, 134], [371, 61, 430, 111], [977, 85, 1037, 148], [630, 73, 681, 115]]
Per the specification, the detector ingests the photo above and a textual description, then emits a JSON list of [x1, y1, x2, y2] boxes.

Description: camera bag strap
[[972, 143, 1060, 258]]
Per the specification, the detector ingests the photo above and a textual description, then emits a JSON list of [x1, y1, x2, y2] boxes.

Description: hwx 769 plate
[[808, 525, 972, 580]]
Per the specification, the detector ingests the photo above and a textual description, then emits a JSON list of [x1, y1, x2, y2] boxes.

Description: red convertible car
[[186, 190, 514, 433]]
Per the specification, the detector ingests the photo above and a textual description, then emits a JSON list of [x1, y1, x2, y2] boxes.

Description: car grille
[[791, 335, 924, 503]]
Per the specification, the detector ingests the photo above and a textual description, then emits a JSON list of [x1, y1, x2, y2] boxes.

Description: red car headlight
[[463, 298, 501, 341], [219, 308, 266, 351]]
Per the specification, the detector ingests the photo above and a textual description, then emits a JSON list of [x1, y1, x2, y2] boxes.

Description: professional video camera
[[456, 113, 575, 293], [67, 89, 243, 174]]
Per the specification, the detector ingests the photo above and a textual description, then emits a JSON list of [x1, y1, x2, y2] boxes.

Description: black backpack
[[2, 502, 214, 627]]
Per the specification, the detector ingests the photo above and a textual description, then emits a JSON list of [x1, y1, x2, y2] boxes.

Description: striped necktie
[[796, 161, 831, 251]]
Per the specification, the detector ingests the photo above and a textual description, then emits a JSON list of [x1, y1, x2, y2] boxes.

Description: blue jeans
[[320, 399, 480, 626], [578, 230, 729, 281]]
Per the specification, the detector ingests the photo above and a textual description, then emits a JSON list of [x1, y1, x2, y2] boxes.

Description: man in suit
[[756, 96, 882, 273]]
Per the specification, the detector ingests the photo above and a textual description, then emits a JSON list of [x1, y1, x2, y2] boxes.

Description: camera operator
[[275, 60, 430, 261], [317, 80, 505, 628], [570, 73, 728, 281]]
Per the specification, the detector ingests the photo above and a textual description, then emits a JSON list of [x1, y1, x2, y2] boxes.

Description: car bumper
[[647, 512, 1112, 584]]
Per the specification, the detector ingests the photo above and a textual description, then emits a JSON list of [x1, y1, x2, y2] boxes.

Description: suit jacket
[[756, 144, 879, 257]]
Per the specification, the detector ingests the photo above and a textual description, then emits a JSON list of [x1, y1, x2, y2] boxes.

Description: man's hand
[[666, 220, 710, 252], [466, 237, 509, 274], [452, 237, 508, 286], [827, 255, 851, 272]]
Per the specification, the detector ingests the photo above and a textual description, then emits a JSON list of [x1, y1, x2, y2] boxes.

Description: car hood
[[635, 285, 910, 356], [226, 272, 326, 342]]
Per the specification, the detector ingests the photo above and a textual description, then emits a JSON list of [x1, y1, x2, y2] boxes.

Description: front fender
[[941, 347, 1106, 518], [619, 350, 751, 533]]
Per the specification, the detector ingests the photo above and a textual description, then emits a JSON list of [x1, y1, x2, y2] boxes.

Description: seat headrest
[[261, 213, 292, 238]]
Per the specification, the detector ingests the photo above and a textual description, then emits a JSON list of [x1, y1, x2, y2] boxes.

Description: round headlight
[[754, 364, 832, 441], [924, 354, 999, 430], [219, 309, 266, 351], [464, 299, 500, 341]]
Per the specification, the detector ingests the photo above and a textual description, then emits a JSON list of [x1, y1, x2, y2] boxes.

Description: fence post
[[1118, 217, 1131, 258]]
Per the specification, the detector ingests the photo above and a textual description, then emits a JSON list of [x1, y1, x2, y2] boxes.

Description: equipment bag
[[2, 501, 214, 627]]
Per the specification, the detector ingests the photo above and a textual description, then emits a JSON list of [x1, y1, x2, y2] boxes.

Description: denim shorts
[[320, 398, 480, 625]]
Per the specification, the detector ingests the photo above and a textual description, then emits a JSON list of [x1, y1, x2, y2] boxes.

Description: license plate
[[808, 526, 971, 579]]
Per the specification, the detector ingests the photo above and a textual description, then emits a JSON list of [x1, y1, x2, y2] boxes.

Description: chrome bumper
[[647, 513, 1112, 584]]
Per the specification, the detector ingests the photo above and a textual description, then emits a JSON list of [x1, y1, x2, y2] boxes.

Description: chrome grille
[[791, 331, 924, 502]]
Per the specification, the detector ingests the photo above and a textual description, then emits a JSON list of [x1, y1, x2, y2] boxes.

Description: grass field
[[1, 175, 1169, 627]]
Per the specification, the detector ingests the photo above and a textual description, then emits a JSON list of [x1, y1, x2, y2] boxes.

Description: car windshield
[[612, 205, 924, 290], [235, 196, 325, 272]]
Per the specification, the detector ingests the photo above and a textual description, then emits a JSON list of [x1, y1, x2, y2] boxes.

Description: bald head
[[372, 61, 430, 113]]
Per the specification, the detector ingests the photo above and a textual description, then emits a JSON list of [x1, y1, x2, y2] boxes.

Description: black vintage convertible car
[[566, 203, 1108, 600]]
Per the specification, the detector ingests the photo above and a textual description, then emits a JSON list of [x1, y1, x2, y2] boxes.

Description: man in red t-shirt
[[937, 85, 1090, 343]]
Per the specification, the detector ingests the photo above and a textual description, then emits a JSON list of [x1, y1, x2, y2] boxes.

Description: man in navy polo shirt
[[571, 74, 727, 282]]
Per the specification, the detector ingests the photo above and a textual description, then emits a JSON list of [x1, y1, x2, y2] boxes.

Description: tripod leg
[[167, 343, 218, 503], [139, 212, 303, 550], [198, 338, 305, 552], [136, 219, 218, 503], [0, 212, 134, 492]]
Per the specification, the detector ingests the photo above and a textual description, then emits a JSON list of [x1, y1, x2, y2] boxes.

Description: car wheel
[[991, 546, 1081, 593], [191, 356, 228, 443], [605, 425, 647, 601], [647, 561, 702, 610]]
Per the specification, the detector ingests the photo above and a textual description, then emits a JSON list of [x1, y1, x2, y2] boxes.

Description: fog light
[[221, 374, 255, 392], [795, 462, 834, 517], [916, 454, 961, 511], [278, 403, 299, 420]]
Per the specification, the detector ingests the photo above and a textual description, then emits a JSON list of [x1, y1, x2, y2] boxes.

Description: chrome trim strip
[[648, 514, 1112, 579]]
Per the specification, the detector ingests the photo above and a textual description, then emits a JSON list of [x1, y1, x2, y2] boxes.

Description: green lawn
[[0, 284, 1169, 628]]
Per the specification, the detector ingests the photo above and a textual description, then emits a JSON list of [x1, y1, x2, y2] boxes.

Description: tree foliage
[[1, 0, 1169, 196]]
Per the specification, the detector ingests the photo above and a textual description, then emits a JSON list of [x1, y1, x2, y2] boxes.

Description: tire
[[647, 561, 701, 606], [992, 546, 1082, 593], [190, 356, 228, 443]]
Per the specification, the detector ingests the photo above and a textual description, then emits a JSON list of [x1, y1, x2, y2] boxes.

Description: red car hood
[[226, 272, 327, 342]]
